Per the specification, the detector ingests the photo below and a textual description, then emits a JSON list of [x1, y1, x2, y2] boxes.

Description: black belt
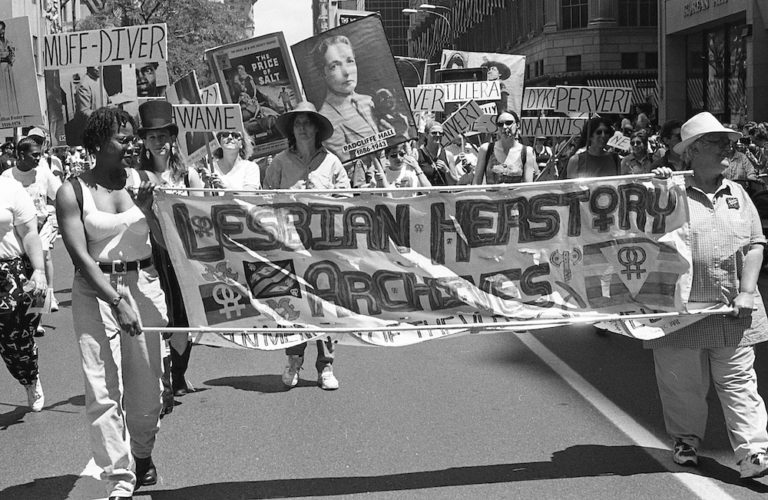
[[97, 257, 153, 274]]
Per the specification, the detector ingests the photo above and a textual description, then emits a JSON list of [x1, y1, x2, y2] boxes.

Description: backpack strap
[[520, 145, 527, 168], [69, 177, 84, 223]]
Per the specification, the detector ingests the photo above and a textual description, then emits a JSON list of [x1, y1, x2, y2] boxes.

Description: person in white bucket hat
[[646, 111, 768, 478]]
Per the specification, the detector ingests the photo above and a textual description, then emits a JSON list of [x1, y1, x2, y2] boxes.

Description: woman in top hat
[[648, 111, 768, 478], [56, 106, 167, 499], [263, 101, 350, 391], [136, 100, 204, 416]]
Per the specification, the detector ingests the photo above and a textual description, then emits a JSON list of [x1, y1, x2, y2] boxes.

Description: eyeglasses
[[388, 151, 407, 159], [497, 120, 517, 127], [218, 131, 242, 140], [593, 129, 611, 136]]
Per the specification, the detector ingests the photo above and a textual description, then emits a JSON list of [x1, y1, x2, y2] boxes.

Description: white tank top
[[78, 177, 151, 263]]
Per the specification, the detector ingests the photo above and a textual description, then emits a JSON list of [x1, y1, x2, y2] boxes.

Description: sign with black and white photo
[[291, 16, 416, 162]]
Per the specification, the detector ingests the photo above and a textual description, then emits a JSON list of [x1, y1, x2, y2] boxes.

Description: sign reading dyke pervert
[[43, 23, 167, 69]]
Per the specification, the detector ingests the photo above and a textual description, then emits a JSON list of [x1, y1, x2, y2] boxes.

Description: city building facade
[[407, 0, 659, 119], [659, 0, 768, 125]]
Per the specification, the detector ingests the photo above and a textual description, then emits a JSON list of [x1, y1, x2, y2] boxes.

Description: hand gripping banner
[[153, 175, 692, 349]]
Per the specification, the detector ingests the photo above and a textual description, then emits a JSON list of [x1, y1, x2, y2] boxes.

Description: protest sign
[[167, 71, 216, 163], [200, 83, 222, 105], [439, 50, 525, 115], [154, 175, 693, 349], [337, 9, 375, 25], [0, 17, 44, 129], [554, 86, 633, 115], [607, 131, 632, 152], [43, 23, 167, 69], [206, 32, 300, 158], [406, 81, 501, 113], [173, 104, 244, 133], [291, 15, 416, 162], [135, 59, 168, 101], [520, 118, 587, 138], [395, 56, 427, 87], [441, 100, 482, 146], [522, 87, 556, 111]]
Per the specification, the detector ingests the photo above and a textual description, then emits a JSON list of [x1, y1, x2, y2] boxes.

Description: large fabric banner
[[154, 176, 692, 349]]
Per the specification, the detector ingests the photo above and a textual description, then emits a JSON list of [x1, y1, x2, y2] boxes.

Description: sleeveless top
[[417, 145, 450, 186], [484, 142, 527, 184], [573, 151, 620, 178], [78, 177, 151, 263]]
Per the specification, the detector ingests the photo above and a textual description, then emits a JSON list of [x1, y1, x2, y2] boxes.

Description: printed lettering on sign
[[173, 104, 245, 133], [554, 86, 632, 115], [43, 23, 167, 69]]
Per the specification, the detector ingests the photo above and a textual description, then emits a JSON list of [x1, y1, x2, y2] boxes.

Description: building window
[[562, 0, 588, 30], [618, 0, 657, 27], [621, 52, 639, 70], [525, 64, 531, 79], [566, 55, 581, 72], [646, 52, 658, 69]]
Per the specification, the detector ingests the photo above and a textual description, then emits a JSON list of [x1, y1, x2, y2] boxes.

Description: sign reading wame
[[173, 104, 244, 133], [154, 176, 693, 349], [43, 23, 167, 68]]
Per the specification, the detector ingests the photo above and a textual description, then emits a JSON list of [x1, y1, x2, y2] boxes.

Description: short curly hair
[[82, 107, 136, 153]]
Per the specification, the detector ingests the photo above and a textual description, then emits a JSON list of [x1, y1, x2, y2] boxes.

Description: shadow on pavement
[[205, 375, 316, 393], [0, 405, 28, 430], [137, 445, 768, 499], [0, 474, 79, 500]]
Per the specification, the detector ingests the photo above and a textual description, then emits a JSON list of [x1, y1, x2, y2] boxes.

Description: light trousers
[[73, 267, 166, 497], [653, 345, 768, 461]]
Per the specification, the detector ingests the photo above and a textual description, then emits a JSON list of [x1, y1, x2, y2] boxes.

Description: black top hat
[[137, 100, 178, 138]]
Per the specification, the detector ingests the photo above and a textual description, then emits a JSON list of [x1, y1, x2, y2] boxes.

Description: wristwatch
[[109, 295, 123, 309]]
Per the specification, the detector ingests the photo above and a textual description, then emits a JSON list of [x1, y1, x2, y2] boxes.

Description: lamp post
[[403, 7, 454, 61]]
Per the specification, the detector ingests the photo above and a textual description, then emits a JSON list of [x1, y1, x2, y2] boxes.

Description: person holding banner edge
[[56, 107, 167, 499], [648, 112, 768, 478], [206, 128, 261, 191], [137, 100, 205, 416], [265, 101, 350, 390]]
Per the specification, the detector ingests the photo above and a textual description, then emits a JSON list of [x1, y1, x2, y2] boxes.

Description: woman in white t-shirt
[[206, 129, 261, 191], [382, 142, 430, 196]]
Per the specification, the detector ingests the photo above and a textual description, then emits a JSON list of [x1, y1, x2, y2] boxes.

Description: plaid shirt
[[645, 178, 768, 349]]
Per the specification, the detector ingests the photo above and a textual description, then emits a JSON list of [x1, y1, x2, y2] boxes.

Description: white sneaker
[[281, 355, 303, 387], [740, 452, 768, 479], [318, 365, 339, 391], [25, 377, 44, 412]]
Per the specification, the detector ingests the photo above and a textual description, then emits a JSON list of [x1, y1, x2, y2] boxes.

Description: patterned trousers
[[0, 258, 41, 386]]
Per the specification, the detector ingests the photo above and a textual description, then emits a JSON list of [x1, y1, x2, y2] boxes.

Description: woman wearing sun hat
[[647, 111, 768, 478], [264, 101, 350, 391]]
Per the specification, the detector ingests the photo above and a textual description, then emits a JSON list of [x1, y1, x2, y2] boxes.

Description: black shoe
[[134, 455, 157, 488], [172, 378, 193, 397]]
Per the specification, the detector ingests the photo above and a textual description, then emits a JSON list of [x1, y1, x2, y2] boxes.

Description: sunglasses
[[430, 132, 443, 137], [700, 137, 732, 149], [630, 141, 644, 146], [218, 131, 242, 140], [27, 152, 42, 159], [497, 120, 517, 126], [388, 150, 407, 159]]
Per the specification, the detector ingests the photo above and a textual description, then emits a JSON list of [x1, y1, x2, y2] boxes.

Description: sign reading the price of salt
[[154, 175, 693, 349]]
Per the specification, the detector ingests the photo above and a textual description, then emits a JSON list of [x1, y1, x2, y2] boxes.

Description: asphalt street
[[2, 244, 768, 499]]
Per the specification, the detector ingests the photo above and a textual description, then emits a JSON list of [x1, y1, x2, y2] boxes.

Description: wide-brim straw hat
[[137, 100, 178, 138], [275, 101, 334, 142], [673, 111, 741, 155]]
